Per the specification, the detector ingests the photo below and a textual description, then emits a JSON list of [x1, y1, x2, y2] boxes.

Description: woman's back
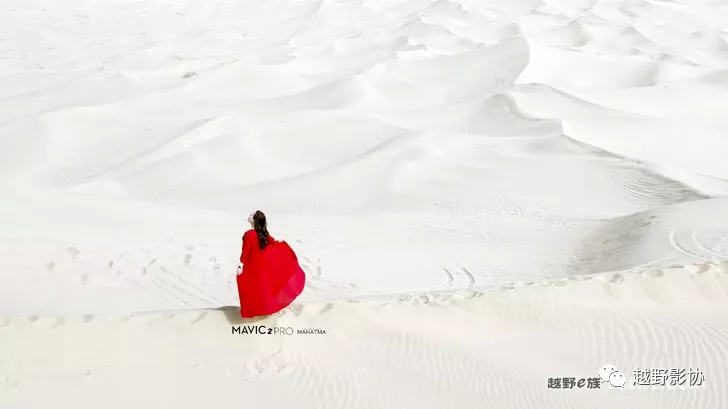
[[235, 209, 305, 318], [240, 229, 275, 265]]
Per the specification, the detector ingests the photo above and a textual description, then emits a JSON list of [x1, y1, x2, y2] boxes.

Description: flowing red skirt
[[236, 240, 305, 318]]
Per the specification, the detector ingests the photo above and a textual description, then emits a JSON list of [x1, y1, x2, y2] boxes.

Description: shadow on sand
[[217, 306, 271, 325]]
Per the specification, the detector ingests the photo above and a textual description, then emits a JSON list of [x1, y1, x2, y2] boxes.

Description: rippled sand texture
[[2, 264, 728, 408]]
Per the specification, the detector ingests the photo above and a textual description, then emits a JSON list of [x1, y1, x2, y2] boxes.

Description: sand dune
[[2, 0, 728, 406], [2, 264, 727, 408]]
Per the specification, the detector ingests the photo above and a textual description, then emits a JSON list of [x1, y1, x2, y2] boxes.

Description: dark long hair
[[252, 210, 270, 250]]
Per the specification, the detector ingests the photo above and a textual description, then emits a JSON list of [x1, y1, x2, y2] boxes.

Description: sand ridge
[[2, 263, 727, 408]]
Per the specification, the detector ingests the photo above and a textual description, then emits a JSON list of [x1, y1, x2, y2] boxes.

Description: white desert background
[[2, 0, 728, 407]]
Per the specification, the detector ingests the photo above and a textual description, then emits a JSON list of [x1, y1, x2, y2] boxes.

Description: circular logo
[[599, 364, 618, 382], [609, 371, 626, 388]]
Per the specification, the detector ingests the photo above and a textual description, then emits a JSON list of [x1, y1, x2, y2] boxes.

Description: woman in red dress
[[236, 210, 306, 318]]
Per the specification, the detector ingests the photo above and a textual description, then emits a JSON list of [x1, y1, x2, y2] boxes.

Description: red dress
[[236, 229, 306, 318]]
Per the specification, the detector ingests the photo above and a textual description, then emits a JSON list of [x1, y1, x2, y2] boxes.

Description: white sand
[[2, 0, 728, 407]]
